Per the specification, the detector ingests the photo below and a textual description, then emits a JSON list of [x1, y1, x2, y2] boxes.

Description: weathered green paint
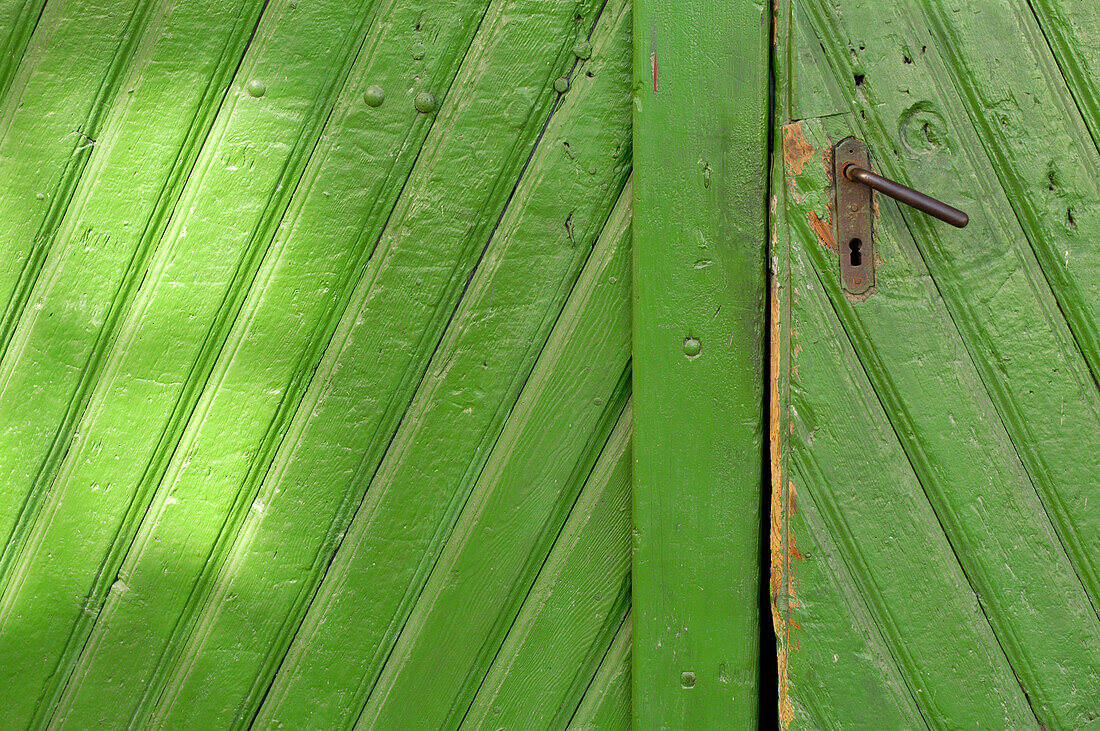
[[631, 0, 770, 727], [462, 403, 633, 729], [774, 0, 1100, 727], [0, 0, 633, 727], [571, 611, 633, 730]]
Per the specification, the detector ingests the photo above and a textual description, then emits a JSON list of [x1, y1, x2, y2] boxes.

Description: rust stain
[[808, 210, 836, 251], [787, 480, 804, 568], [650, 52, 658, 93], [782, 122, 814, 176]]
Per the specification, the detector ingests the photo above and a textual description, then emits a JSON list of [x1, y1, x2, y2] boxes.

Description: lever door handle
[[841, 163, 969, 229], [833, 136, 969, 297]]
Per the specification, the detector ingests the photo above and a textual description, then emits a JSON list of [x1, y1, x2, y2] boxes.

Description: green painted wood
[[153, 3, 630, 728], [278, 171, 631, 731], [0, 0, 148, 364], [631, 0, 770, 727], [0, 0, 634, 727], [569, 611, 633, 731], [0, 0, 48, 104], [0, 0, 170, 551], [462, 401, 632, 729], [774, 0, 1100, 727], [4, 0, 399, 722], [0, 0, 272, 722]]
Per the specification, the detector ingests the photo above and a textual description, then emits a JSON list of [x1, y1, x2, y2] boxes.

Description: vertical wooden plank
[[631, 0, 770, 726]]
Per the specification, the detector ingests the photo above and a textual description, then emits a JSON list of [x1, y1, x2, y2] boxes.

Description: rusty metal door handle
[[841, 163, 969, 229], [833, 136, 969, 297]]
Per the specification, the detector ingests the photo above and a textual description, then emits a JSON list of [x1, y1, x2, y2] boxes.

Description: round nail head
[[414, 92, 436, 113], [364, 85, 385, 107]]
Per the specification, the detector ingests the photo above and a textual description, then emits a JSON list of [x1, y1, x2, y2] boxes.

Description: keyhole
[[848, 237, 863, 267]]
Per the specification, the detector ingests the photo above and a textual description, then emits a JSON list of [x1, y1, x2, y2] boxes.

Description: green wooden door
[[0, 0, 634, 727], [773, 0, 1100, 728]]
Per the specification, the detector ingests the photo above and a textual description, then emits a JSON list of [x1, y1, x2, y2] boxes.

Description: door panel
[[773, 1, 1100, 727], [0, 0, 632, 727]]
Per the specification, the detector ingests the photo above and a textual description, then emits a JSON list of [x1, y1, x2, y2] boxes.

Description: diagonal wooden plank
[[772, 38, 1044, 724], [48, 0, 506, 726], [0, 1, 636, 727], [780, 221, 1037, 726], [631, 0, 770, 725], [45, 0, 602, 726], [773, 468, 928, 731], [352, 247, 630, 729], [50, 10, 496, 731], [567, 609, 632, 731], [0, 0, 267, 647], [797, 0, 1100, 637], [253, 169, 630, 730], [777, 2, 1100, 726], [0, 0, 267, 521], [460, 402, 631, 729], [0, 0, 164, 366], [915, 0, 1100, 424], [25, 0, 620, 725], [768, 59, 925, 724], [138, 3, 631, 727], [782, 116, 1100, 727], [1027, 0, 1100, 158], [248, 173, 628, 730], [0, 0, 389, 724], [0, 0, 47, 105], [0, 0, 158, 549]]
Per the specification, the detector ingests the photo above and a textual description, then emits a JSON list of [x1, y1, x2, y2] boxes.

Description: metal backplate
[[833, 137, 875, 295]]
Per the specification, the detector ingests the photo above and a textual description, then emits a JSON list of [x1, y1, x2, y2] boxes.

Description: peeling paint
[[770, 272, 796, 730], [808, 210, 836, 251], [769, 280, 784, 620], [782, 122, 814, 176]]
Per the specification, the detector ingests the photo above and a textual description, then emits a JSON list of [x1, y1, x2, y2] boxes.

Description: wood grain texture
[[570, 610, 633, 731], [631, 0, 770, 727], [461, 402, 632, 730], [0, 0, 634, 727], [774, 0, 1100, 727]]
